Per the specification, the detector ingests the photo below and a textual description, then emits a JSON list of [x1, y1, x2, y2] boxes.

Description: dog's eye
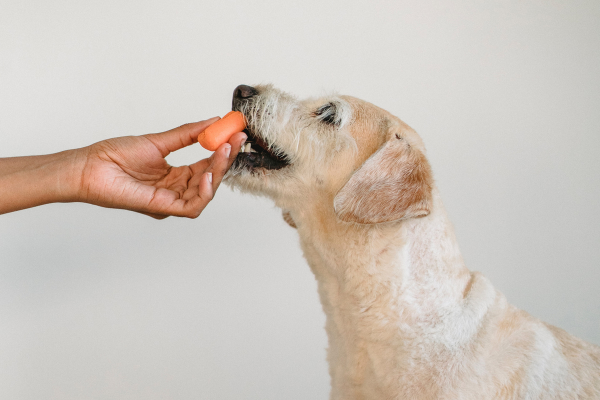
[[313, 103, 338, 126]]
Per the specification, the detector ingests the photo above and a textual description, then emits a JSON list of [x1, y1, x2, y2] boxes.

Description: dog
[[225, 84, 600, 399]]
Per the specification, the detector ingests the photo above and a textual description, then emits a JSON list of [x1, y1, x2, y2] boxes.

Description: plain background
[[1, 0, 599, 399]]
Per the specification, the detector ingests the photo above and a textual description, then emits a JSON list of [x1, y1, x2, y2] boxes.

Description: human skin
[[0, 118, 247, 218]]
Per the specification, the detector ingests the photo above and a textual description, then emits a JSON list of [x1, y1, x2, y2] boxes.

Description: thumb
[[144, 117, 220, 157]]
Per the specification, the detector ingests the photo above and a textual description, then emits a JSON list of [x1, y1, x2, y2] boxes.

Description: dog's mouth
[[232, 120, 290, 171]]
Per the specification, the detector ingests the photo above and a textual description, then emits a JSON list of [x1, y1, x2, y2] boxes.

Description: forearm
[[0, 150, 84, 215]]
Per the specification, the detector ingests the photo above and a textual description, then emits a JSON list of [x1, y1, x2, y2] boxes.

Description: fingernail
[[207, 172, 212, 183], [224, 144, 231, 158]]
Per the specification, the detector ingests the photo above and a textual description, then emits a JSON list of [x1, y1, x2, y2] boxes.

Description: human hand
[[75, 118, 246, 219]]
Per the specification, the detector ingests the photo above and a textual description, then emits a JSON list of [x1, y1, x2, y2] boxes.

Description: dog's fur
[[226, 85, 600, 399]]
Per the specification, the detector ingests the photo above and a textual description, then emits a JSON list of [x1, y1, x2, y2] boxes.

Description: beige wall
[[1, 0, 599, 398]]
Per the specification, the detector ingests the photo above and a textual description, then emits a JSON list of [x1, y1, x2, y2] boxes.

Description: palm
[[76, 121, 244, 218]]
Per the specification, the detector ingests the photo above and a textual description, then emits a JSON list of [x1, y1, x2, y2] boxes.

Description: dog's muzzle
[[231, 84, 290, 171]]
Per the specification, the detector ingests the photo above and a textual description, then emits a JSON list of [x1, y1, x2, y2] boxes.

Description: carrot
[[197, 111, 247, 151]]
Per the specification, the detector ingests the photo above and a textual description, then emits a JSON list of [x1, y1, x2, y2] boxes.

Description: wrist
[[51, 147, 89, 203]]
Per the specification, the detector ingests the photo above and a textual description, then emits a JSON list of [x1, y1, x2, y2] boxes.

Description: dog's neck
[[295, 188, 472, 316], [291, 187, 478, 395]]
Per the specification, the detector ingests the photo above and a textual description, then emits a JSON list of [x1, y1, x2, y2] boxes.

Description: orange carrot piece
[[197, 111, 246, 151]]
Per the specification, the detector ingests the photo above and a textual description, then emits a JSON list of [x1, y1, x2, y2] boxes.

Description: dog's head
[[226, 84, 434, 225]]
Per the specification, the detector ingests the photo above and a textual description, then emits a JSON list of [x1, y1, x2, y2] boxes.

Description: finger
[[183, 131, 247, 197], [209, 143, 231, 192], [184, 147, 219, 192], [143, 173, 213, 218], [227, 131, 248, 162], [211, 131, 247, 191], [144, 117, 220, 157], [200, 131, 245, 191], [175, 172, 214, 218], [185, 155, 215, 193], [181, 165, 211, 202], [189, 157, 213, 176], [188, 131, 246, 175]]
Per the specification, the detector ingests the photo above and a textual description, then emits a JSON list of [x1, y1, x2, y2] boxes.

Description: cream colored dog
[[225, 84, 600, 399]]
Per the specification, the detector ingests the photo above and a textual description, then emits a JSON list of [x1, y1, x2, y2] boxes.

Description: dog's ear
[[333, 135, 433, 224]]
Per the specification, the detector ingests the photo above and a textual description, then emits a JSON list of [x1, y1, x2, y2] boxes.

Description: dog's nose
[[233, 84, 258, 100]]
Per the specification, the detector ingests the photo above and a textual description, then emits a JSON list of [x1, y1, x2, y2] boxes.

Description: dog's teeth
[[245, 143, 252, 153], [240, 143, 247, 153]]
